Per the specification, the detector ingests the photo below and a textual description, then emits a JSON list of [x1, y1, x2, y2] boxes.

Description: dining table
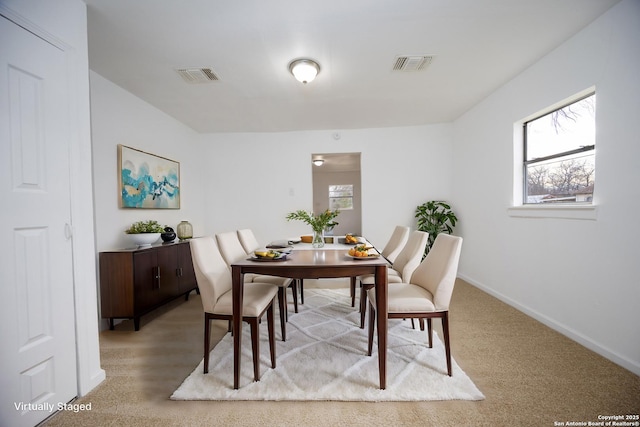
[[230, 244, 389, 390]]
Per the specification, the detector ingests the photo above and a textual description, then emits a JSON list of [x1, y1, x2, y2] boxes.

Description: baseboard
[[457, 273, 640, 376]]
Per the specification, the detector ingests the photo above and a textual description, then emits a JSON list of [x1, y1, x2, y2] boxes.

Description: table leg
[[375, 264, 387, 389], [231, 266, 244, 389]]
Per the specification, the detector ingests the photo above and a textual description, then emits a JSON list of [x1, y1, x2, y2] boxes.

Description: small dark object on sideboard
[[161, 227, 176, 243]]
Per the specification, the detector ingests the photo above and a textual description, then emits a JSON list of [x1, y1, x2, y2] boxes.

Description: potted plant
[[286, 209, 340, 248], [124, 220, 166, 248], [415, 201, 458, 257]]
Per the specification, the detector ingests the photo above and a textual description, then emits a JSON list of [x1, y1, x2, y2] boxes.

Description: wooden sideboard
[[99, 241, 197, 331]]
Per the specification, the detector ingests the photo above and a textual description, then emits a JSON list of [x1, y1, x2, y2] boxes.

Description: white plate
[[346, 254, 380, 260], [250, 253, 288, 261]]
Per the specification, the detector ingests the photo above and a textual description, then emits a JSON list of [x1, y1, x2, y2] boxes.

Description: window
[[523, 93, 596, 204], [329, 184, 353, 210]]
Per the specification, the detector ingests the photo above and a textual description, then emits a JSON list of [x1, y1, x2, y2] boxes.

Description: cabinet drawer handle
[[155, 267, 161, 289]]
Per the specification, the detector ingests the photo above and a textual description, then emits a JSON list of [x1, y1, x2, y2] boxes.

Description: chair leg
[[442, 312, 452, 376], [350, 277, 356, 307], [367, 301, 376, 356], [249, 318, 260, 381], [299, 279, 304, 304], [204, 315, 211, 374], [277, 287, 287, 341], [427, 318, 433, 348], [267, 302, 276, 369], [360, 284, 372, 328], [291, 282, 299, 313], [419, 318, 425, 331], [410, 318, 415, 329]]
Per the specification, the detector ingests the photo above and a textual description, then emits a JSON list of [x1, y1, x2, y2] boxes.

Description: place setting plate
[[249, 249, 290, 262], [346, 253, 380, 260], [346, 245, 380, 260]]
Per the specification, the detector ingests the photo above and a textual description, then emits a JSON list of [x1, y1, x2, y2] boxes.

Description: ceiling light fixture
[[313, 159, 324, 166], [289, 59, 320, 84]]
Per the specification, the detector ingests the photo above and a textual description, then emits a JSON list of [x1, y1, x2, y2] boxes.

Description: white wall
[[451, 0, 640, 374], [90, 71, 206, 252], [193, 125, 453, 249]]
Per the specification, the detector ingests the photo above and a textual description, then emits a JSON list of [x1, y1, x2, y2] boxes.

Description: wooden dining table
[[231, 248, 389, 389]]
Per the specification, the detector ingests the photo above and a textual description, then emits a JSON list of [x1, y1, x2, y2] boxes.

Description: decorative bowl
[[127, 233, 161, 248], [300, 235, 313, 243]]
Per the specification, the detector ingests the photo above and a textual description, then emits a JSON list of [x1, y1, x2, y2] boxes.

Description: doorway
[[311, 153, 362, 236]]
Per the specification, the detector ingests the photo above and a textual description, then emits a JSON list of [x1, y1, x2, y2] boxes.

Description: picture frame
[[118, 144, 180, 209]]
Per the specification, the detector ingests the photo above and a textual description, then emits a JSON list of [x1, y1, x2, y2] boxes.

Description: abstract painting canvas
[[118, 145, 180, 209]]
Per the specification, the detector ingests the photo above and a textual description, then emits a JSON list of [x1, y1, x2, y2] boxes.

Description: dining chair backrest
[[189, 237, 233, 313], [237, 229, 260, 254], [391, 230, 429, 281], [381, 225, 410, 263], [411, 233, 463, 311], [216, 231, 249, 266]]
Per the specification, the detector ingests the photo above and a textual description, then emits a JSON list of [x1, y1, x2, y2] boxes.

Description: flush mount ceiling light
[[289, 59, 320, 84], [313, 159, 324, 166]]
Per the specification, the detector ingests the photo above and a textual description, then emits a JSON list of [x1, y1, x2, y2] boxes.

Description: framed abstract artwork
[[118, 145, 180, 209]]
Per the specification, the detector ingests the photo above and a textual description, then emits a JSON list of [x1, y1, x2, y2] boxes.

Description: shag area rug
[[171, 288, 484, 401]]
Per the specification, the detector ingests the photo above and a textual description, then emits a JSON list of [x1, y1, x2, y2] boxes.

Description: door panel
[[0, 16, 77, 427]]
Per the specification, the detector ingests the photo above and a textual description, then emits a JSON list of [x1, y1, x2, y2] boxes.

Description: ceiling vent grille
[[175, 68, 220, 83], [392, 55, 434, 72]]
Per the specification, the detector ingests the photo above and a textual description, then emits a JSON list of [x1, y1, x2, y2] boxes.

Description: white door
[[0, 16, 78, 427]]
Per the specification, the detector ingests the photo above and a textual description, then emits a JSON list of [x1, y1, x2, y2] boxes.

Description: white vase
[[127, 233, 160, 248]]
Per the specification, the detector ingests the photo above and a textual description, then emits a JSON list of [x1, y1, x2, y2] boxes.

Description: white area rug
[[171, 288, 485, 401]]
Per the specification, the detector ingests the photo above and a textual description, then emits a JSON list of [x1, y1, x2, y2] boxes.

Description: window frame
[[509, 89, 598, 221], [328, 184, 354, 210], [521, 92, 596, 206]]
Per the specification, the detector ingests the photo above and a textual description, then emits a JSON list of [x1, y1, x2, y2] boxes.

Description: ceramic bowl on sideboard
[[127, 233, 160, 248]]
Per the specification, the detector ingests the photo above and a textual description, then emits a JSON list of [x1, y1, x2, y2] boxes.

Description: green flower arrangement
[[125, 220, 166, 234], [286, 209, 340, 233]]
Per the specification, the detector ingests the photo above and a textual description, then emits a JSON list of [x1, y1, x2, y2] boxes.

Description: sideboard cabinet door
[[176, 243, 197, 294]]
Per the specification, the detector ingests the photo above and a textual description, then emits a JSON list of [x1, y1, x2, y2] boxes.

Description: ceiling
[[84, 0, 619, 134]]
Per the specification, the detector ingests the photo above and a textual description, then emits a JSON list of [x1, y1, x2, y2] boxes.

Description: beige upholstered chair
[[358, 230, 429, 328], [366, 233, 463, 376], [349, 226, 410, 306], [238, 228, 304, 307], [237, 228, 261, 255], [237, 228, 304, 307], [216, 231, 295, 341], [380, 225, 411, 263], [189, 236, 278, 381]]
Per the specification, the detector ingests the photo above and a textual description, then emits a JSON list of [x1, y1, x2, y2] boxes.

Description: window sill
[[507, 204, 598, 220]]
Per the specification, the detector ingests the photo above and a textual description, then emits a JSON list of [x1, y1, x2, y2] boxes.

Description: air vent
[[392, 55, 434, 72], [175, 68, 220, 83]]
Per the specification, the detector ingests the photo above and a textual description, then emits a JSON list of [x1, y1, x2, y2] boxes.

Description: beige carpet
[[171, 288, 484, 401], [41, 279, 640, 427]]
